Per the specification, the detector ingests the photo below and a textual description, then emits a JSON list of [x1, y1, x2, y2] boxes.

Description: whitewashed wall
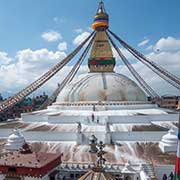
[[155, 165, 174, 179], [0, 128, 167, 143]]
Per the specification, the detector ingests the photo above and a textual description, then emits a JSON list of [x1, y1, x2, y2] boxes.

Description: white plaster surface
[[56, 73, 147, 102]]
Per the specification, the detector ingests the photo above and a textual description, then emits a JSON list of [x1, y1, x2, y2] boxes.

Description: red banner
[[175, 156, 180, 175]]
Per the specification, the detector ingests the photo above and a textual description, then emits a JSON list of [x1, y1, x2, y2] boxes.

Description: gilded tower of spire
[[88, 1, 116, 72]]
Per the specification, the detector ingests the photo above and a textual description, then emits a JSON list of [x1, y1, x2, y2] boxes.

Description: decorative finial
[[97, 0, 106, 14], [96, 141, 106, 167]]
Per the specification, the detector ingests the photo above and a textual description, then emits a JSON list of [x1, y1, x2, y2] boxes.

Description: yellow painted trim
[[177, 100, 180, 110], [92, 22, 109, 30]]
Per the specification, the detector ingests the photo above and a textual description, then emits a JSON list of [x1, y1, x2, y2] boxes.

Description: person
[[77, 122, 82, 133], [0, 93, 3, 101], [93, 104, 95, 111], [168, 172, 174, 180], [92, 113, 95, 122], [162, 174, 167, 180], [106, 122, 110, 132], [125, 176, 130, 180]]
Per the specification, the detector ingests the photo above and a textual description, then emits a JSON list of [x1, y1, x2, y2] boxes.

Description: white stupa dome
[[159, 129, 178, 153], [161, 129, 177, 144], [5, 129, 26, 151], [56, 73, 147, 103]]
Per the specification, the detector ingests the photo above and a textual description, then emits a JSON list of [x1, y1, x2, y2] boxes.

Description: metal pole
[[178, 99, 180, 128], [179, 111, 180, 129]]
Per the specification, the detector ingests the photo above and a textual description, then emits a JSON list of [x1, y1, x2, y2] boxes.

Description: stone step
[[142, 163, 156, 178]]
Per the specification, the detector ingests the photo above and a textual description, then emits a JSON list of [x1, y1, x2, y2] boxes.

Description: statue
[[96, 141, 106, 167], [89, 135, 98, 153], [13, 128, 21, 136]]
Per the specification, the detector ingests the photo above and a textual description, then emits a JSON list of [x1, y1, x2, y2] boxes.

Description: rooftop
[[0, 151, 61, 168]]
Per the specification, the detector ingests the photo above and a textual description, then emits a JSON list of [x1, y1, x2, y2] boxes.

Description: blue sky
[[0, 0, 180, 55], [0, 0, 180, 97]]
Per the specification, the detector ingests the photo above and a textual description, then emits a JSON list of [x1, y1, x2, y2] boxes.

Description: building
[[0, 1, 178, 179], [0, 93, 48, 121], [0, 130, 62, 180], [158, 96, 180, 109]]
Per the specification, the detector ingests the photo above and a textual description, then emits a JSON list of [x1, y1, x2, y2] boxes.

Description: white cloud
[[73, 31, 90, 46], [0, 51, 12, 65], [16, 48, 66, 72], [112, 47, 134, 62], [0, 49, 67, 96], [58, 42, 67, 51], [112, 36, 180, 95], [1, 36, 180, 98], [153, 36, 180, 51], [138, 39, 149, 47], [146, 45, 153, 51], [41, 31, 62, 42], [53, 17, 58, 22], [74, 28, 83, 34], [115, 50, 180, 96], [53, 17, 66, 24]]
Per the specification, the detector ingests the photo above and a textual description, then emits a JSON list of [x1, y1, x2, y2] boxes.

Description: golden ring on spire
[[92, 21, 109, 30]]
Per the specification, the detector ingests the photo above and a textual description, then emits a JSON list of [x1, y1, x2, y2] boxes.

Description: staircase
[[142, 163, 157, 179]]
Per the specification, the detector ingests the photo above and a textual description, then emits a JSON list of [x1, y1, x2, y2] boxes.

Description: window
[[70, 174, 74, 179], [75, 174, 80, 178]]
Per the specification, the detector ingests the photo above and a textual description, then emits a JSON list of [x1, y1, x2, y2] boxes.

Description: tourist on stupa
[[162, 174, 167, 180], [168, 172, 174, 180]]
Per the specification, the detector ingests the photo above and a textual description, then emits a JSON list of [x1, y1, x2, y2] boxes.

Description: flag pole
[[177, 99, 180, 127], [174, 100, 180, 179], [179, 110, 180, 129]]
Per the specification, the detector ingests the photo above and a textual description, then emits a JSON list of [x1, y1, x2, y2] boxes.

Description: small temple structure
[[4, 129, 26, 152], [159, 129, 178, 153], [78, 142, 141, 180], [78, 141, 116, 180], [0, 130, 62, 180]]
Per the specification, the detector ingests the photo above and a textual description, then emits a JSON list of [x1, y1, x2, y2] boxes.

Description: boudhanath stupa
[[0, 1, 179, 179]]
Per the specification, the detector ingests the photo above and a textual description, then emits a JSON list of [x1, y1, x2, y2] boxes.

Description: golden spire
[[88, 1, 115, 73], [92, 0, 108, 30]]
